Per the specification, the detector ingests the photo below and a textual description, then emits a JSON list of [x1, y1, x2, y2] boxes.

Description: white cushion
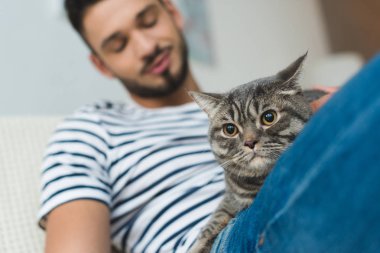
[[0, 117, 63, 253]]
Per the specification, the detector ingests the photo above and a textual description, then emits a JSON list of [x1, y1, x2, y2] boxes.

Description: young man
[[39, 1, 227, 252], [39, 0, 366, 253]]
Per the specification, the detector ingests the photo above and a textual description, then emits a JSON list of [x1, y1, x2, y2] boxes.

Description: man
[[39, 0, 376, 253], [39, 1, 228, 252]]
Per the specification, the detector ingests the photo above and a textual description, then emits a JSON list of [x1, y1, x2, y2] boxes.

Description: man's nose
[[132, 31, 156, 59]]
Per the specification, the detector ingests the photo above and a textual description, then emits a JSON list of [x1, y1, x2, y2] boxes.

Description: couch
[[0, 117, 63, 253]]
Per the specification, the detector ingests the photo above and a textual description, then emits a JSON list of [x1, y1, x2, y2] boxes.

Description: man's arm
[[44, 199, 112, 253]]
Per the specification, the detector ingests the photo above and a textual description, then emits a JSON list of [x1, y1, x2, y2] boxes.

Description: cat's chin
[[248, 156, 273, 176]]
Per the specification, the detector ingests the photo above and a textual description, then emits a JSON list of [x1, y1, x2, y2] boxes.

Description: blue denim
[[211, 54, 380, 253]]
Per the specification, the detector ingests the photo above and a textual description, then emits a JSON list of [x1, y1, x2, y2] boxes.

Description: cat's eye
[[261, 110, 278, 126], [222, 123, 239, 137]]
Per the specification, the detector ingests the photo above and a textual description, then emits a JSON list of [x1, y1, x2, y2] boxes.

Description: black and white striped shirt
[[38, 100, 225, 253]]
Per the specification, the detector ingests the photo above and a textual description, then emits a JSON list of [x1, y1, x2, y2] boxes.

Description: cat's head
[[190, 54, 312, 177]]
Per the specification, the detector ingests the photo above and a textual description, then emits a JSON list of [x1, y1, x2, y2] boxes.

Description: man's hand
[[310, 86, 338, 112]]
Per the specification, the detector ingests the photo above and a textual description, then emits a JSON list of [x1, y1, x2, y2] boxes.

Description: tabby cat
[[188, 54, 323, 253]]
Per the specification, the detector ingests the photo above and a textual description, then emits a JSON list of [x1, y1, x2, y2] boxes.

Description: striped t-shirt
[[38, 100, 225, 253]]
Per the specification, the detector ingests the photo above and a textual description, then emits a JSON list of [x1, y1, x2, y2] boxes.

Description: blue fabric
[[211, 54, 380, 253]]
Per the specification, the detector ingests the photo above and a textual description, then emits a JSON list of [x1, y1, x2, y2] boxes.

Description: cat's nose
[[244, 140, 257, 149]]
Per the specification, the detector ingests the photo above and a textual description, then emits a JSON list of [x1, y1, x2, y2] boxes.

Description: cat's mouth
[[248, 152, 270, 165], [246, 154, 272, 175], [250, 153, 264, 161]]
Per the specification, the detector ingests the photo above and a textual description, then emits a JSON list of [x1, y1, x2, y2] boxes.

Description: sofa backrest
[[0, 117, 63, 253]]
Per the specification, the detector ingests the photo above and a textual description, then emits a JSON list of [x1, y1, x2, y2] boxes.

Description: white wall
[[0, 0, 330, 116], [194, 0, 330, 92]]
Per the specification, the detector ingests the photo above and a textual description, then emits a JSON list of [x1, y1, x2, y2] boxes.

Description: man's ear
[[89, 53, 115, 79], [161, 0, 185, 30]]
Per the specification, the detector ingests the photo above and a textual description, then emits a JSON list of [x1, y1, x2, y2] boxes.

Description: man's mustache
[[141, 45, 172, 74]]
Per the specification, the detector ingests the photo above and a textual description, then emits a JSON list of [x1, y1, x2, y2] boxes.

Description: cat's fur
[[188, 54, 315, 253]]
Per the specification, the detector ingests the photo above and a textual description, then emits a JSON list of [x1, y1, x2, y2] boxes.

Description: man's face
[[83, 0, 189, 98]]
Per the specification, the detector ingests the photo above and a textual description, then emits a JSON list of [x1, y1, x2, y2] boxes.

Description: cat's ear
[[275, 52, 307, 95], [189, 91, 222, 117]]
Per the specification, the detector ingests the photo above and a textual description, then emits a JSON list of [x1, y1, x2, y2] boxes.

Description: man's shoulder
[[67, 99, 128, 122], [55, 99, 129, 133], [75, 99, 126, 115], [46, 100, 130, 149]]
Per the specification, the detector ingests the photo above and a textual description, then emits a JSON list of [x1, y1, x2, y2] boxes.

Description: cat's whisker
[[219, 160, 232, 168], [264, 145, 282, 148], [230, 151, 246, 164], [260, 148, 282, 151]]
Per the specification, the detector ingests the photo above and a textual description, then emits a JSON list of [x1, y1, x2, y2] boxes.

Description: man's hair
[[65, 0, 165, 37], [65, 0, 102, 35]]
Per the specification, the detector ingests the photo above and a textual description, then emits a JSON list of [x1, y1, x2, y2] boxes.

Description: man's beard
[[119, 35, 189, 99]]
